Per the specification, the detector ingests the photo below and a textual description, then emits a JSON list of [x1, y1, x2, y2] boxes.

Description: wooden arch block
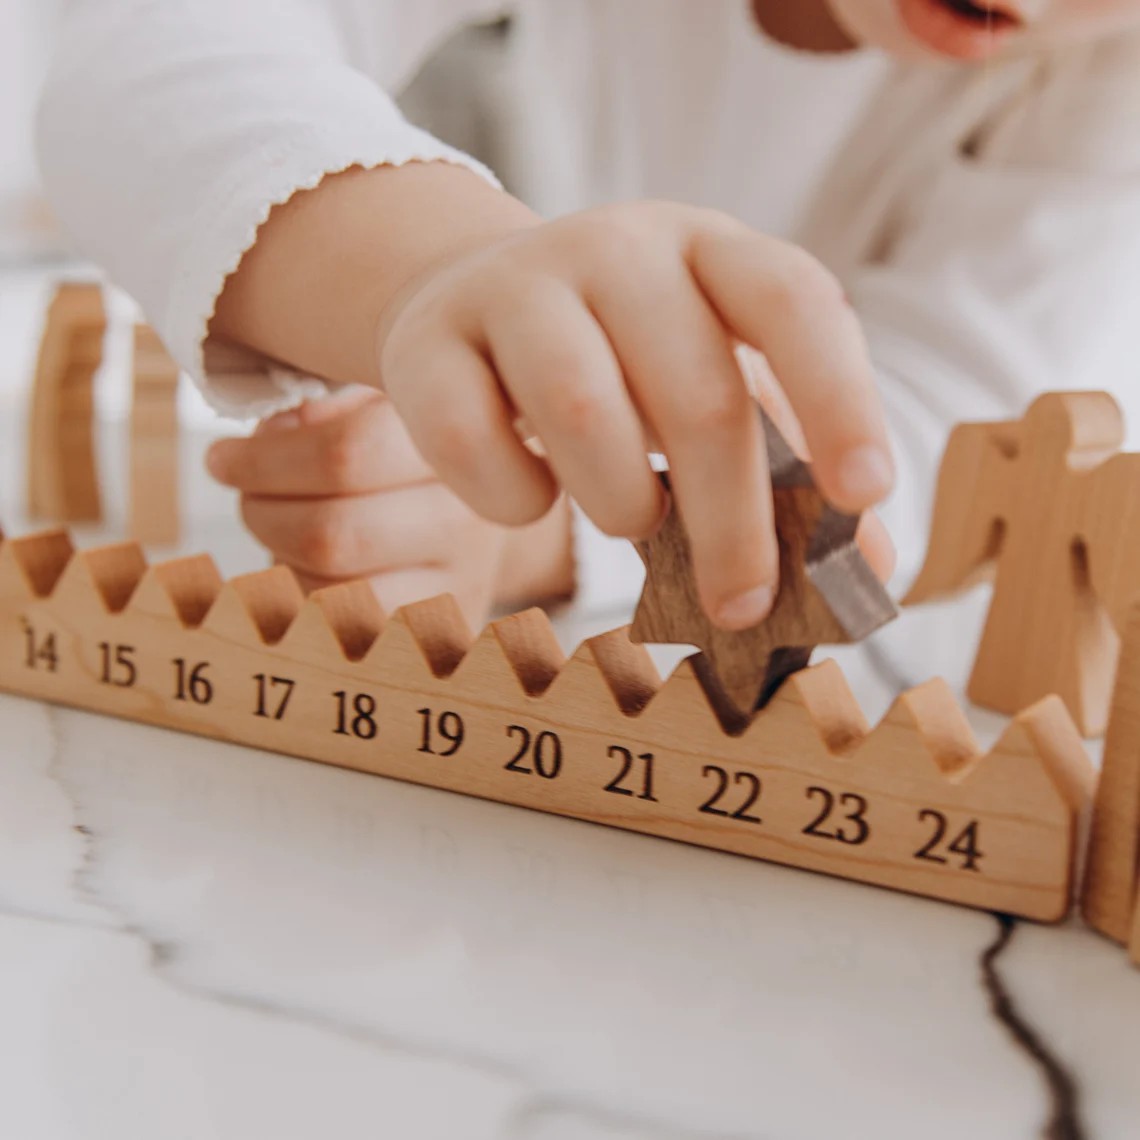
[[1129, 896, 1140, 965], [906, 391, 1140, 737], [26, 283, 106, 524], [26, 286, 183, 546], [129, 325, 181, 546]]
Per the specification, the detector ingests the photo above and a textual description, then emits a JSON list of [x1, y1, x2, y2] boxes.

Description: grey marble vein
[[39, 708, 760, 1140]]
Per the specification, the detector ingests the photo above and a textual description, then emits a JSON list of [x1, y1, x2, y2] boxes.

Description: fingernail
[[206, 441, 233, 482], [259, 410, 302, 433], [836, 445, 894, 505], [715, 585, 775, 631]]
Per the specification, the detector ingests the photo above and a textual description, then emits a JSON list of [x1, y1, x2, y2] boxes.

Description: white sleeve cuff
[[196, 341, 342, 421], [36, 0, 503, 423], [183, 140, 501, 421]]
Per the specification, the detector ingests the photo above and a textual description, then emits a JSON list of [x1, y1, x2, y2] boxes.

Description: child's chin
[[828, 0, 1139, 65]]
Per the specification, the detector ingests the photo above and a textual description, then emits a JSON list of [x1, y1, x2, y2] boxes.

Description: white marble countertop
[[1, 267, 1138, 1140]]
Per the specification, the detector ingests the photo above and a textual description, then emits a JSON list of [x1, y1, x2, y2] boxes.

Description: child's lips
[[896, 0, 1025, 60]]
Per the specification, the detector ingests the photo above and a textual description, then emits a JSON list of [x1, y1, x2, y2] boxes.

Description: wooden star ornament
[[631, 411, 898, 732]]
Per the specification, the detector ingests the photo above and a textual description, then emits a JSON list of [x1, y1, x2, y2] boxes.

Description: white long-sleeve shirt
[[36, 0, 1140, 612]]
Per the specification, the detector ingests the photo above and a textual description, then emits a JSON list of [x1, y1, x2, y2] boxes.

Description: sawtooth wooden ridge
[[0, 524, 1094, 922]]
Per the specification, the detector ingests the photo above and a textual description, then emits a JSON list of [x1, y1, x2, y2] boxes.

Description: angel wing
[[1080, 452, 1140, 630], [902, 419, 1019, 606]]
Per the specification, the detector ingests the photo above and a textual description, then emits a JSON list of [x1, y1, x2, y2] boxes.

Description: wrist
[[212, 161, 540, 387]]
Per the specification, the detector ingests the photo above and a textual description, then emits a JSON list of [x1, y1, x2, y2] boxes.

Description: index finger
[[688, 220, 895, 513]]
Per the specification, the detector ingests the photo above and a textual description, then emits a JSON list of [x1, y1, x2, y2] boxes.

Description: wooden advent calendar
[[20, 290, 1140, 938], [0, 524, 1092, 923]]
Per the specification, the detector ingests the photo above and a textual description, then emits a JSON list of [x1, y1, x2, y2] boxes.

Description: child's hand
[[376, 201, 894, 631], [206, 387, 573, 628], [212, 171, 894, 626]]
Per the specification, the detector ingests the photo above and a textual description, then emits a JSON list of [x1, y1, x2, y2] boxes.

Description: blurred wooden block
[[1130, 896, 1140, 966], [0, 522, 1095, 923], [1084, 601, 1140, 943], [906, 392, 1140, 737], [26, 283, 105, 523], [129, 325, 181, 547]]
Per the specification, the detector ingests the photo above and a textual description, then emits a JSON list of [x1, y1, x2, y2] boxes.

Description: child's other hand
[[376, 201, 894, 632], [206, 387, 573, 630]]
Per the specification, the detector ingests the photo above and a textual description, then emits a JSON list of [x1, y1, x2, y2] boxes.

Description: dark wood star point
[[631, 412, 897, 732]]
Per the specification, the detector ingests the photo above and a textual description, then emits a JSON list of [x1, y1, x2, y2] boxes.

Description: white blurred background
[[0, 3, 522, 259], [0, 2, 519, 423], [0, 2, 521, 564], [0, 0, 64, 262]]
